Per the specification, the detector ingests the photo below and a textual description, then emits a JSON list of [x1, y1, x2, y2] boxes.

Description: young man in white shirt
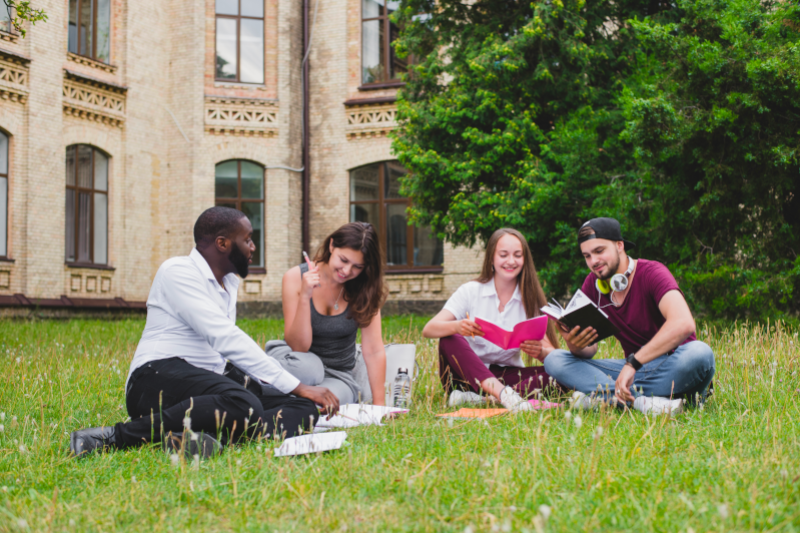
[[70, 207, 339, 457]]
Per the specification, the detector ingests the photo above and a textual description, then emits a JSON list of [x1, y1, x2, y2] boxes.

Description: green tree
[[617, 0, 800, 317], [391, 0, 676, 298], [393, 0, 800, 318]]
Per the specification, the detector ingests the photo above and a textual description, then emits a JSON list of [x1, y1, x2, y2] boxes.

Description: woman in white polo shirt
[[422, 228, 561, 412]]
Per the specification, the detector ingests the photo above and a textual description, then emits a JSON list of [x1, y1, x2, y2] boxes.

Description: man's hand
[[520, 340, 544, 362], [292, 383, 340, 416], [561, 325, 598, 350], [615, 364, 636, 403]]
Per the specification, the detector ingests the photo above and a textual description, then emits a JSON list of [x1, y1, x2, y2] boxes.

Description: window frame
[[360, 0, 407, 87], [214, 0, 265, 84], [0, 130, 8, 260], [349, 161, 443, 273], [65, 144, 109, 267], [214, 159, 266, 271], [67, 0, 112, 64]]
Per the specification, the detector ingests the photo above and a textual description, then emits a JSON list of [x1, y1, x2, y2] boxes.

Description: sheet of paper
[[314, 404, 409, 429], [567, 289, 592, 311], [274, 431, 348, 457], [436, 400, 561, 419]]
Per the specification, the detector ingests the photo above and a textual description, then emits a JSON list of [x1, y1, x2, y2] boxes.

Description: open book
[[540, 289, 619, 343], [474, 315, 549, 350]]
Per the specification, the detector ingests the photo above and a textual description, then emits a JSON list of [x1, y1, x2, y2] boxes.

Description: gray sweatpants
[[264, 340, 372, 404]]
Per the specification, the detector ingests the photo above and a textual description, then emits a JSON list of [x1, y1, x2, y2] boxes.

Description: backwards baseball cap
[[578, 217, 636, 250]]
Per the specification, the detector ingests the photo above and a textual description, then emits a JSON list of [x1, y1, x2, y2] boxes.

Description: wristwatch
[[625, 353, 643, 371]]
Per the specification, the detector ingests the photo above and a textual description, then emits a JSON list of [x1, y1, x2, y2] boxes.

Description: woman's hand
[[456, 319, 484, 338], [520, 340, 544, 362], [301, 262, 320, 298]]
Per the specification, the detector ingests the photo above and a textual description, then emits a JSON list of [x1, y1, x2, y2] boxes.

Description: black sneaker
[[69, 426, 117, 458], [162, 431, 222, 459]]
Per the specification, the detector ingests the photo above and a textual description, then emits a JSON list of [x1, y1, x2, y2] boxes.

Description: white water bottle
[[391, 368, 412, 408]]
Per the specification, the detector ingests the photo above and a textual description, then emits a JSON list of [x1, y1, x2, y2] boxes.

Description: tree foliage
[[3, 1, 47, 37], [392, 0, 800, 319]]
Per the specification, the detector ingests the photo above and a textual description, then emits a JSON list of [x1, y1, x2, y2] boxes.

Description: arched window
[[65, 145, 108, 265], [215, 160, 265, 269], [215, 0, 265, 84], [350, 161, 443, 270], [0, 131, 8, 258], [68, 0, 111, 64]]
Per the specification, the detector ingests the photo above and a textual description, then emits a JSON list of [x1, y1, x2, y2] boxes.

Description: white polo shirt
[[126, 248, 301, 394], [443, 279, 527, 368]]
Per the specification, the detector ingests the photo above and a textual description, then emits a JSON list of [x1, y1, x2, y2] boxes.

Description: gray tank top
[[299, 262, 359, 371]]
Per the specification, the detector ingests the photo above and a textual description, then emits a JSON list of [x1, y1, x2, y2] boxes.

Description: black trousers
[[115, 357, 318, 448]]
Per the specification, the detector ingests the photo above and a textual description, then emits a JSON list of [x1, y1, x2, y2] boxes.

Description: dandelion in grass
[[594, 426, 603, 439], [19, 444, 26, 454], [170, 453, 180, 467], [0, 424, 4, 433], [573, 416, 582, 429], [564, 411, 572, 420], [183, 417, 192, 431], [17, 518, 28, 529], [131, 476, 137, 483], [0, 412, 4, 421], [717, 503, 729, 519], [538, 504, 551, 521]]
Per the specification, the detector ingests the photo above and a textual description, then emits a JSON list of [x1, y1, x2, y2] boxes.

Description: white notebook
[[274, 432, 348, 457]]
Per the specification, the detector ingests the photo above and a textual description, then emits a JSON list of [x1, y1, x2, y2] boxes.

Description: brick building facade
[[0, 0, 482, 317]]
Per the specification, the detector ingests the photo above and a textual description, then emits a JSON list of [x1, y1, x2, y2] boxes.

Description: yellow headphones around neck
[[596, 258, 635, 295]]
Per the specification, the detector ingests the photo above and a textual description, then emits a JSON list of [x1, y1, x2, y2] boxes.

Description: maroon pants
[[438, 335, 552, 396]]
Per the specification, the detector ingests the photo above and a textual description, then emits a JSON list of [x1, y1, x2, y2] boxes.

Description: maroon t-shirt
[[580, 259, 696, 357]]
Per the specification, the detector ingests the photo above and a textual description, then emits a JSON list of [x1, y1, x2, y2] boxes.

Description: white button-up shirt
[[126, 249, 300, 394], [443, 279, 527, 368]]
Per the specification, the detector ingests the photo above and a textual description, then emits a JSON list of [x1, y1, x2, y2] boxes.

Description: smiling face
[[327, 241, 365, 284], [580, 237, 624, 281], [492, 233, 524, 282]]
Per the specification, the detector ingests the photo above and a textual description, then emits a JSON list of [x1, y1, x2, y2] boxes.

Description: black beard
[[228, 243, 249, 278], [598, 253, 621, 281]]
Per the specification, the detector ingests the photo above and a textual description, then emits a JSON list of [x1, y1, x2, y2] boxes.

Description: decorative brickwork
[[204, 96, 279, 137], [0, 57, 27, 103], [62, 74, 127, 128], [66, 52, 118, 74], [0, 31, 18, 44], [345, 103, 397, 139]]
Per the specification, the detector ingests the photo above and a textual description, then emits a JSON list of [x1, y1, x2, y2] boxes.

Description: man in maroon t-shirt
[[543, 218, 715, 415]]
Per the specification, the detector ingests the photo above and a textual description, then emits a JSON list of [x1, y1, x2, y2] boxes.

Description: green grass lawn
[[0, 317, 799, 532]]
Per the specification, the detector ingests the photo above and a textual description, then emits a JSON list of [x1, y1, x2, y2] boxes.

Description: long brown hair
[[314, 222, 387, 328], [476, 228, 560, 348]]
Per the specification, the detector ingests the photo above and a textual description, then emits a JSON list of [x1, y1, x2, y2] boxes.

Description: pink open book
[[474, 315, 549, 350]]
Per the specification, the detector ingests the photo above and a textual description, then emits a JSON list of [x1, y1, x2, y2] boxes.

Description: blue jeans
[[543, 341, 715, 402]]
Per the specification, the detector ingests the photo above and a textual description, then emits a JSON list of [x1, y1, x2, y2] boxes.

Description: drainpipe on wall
[[301, 0, 311, 255]]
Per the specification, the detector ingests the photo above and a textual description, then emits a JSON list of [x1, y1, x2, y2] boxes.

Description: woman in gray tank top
[[266, 222, 388, 405]]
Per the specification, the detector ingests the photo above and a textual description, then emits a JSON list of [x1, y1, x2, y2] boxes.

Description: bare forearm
[[364, 350, 387, 406], [285, 297, 313, 352], [635, 318, 695, 363], [422, 320, 459, 339]]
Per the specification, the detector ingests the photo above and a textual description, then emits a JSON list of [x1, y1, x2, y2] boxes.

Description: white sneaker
[[500, 387, 533, 413], [633, 396, 684, 416], [448, 390, 486, 407]]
